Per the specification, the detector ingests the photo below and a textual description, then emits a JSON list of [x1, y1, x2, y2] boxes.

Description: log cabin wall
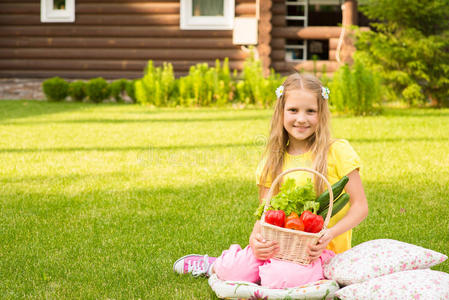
[[0, 0, 256, 79]]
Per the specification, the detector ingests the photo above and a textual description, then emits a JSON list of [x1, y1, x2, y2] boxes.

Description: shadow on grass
[[349, 137, 449, 143], [2, 136, 448, 153], [0, 100, 88, 122], [0, 115, 270, 125], [381, 107, 449, 118], [0, 142, 262, 153]]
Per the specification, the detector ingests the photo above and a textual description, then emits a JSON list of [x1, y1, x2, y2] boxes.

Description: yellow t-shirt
[[255, 139, 361, 254]]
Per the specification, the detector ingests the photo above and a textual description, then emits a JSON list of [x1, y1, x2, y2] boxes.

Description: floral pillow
[[324, 239, 447, 286], [335, 269, 449, 300]]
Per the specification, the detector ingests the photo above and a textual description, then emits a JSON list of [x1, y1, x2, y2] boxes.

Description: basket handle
[[262, 167, 334, 228]]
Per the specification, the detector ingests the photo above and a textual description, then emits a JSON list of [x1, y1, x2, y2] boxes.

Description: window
[[285, 1, 308, 61], [180, 0, 234, 30], [41, 0, 75, 23]]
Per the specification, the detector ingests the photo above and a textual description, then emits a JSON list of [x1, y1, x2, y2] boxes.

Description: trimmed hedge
[[86, 77, 110, 103], [42, 77, 69, 101], [68, 81, 86, 102]]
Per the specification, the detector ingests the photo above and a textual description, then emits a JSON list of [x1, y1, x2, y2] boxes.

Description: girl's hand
[[250, 233, 279, 260], [307, 229, 334, 262]]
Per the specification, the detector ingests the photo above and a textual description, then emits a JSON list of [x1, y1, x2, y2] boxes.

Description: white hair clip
[[321, 86, 330, 100], [275, 85, 284, 98]]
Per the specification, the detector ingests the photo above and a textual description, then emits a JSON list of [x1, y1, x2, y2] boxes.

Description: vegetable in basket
[[316, 176, 349, 215], [300, 211, 324, 233], [254, 178, 317, 219], [265, 210, 285, 227], [318, 193, 350, 219], [285, 212, 304, 230]]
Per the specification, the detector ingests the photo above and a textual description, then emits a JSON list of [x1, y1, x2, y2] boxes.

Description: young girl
[[173, 73, 368, 289]]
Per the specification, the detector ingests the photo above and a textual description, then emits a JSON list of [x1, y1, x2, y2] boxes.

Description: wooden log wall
[[258, 0, 272, 77], [0, 0, 256, 79]]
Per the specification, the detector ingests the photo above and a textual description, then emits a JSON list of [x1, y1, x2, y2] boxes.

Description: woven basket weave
[[260, 167, 334, 265]]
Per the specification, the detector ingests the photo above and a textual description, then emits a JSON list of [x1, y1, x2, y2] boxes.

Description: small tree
[[356, 0, 449, 107]]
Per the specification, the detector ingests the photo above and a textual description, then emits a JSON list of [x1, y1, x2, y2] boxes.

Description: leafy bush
[[126, 80, 137, 103], [133, 55, 284, 108], [135, 61, 176, 106], [329, 57, 383, 115], [178, 58, 232, 106], [110, 79, 128, 102], [86, 77, 110, 103], [68, 80, 86, 102], [356, 0, 449, 107], [42, 77, 69, 101], [235, 54, 284, 107]]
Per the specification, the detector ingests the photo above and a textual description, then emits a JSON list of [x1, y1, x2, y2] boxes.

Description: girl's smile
[[283, 89, 319, 154]]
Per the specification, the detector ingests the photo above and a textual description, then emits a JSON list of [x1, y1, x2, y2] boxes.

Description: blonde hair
[[260, 73, 332, 195]]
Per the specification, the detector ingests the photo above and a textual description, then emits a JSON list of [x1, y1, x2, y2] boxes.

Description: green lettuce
[[254, 178, 318, 218]]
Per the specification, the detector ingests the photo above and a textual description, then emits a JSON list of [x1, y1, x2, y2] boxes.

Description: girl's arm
[[308, 169, 369, 260], [248, 185, 279, 260]]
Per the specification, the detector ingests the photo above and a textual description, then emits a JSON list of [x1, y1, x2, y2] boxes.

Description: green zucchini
[[318, 193, 350, 219], [316, 176, 349, 214]]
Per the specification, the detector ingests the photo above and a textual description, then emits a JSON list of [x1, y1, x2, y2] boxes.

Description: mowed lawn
[[0, 100, 448, 299]]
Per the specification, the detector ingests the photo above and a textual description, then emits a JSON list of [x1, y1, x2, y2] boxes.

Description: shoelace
[[188, 255, 210, 277]]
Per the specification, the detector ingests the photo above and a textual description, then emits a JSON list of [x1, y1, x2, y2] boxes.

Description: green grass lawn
[[0, 100, 448, 299]]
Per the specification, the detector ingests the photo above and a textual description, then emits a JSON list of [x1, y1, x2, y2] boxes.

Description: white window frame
[[41, 0, 75, 23], [180, 0, 234, 30]]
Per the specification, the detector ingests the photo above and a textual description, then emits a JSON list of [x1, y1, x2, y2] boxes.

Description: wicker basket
[[260, 167, 334, 265]]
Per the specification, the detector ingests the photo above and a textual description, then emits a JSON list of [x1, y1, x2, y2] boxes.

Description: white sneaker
[[173, 254, 216, 277]]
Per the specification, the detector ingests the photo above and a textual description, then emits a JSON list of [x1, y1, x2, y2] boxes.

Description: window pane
[[53, 0, 66, 10], [192, 0, 224, 16]]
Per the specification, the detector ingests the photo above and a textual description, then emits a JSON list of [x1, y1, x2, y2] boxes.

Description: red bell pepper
[[299, 210, 324, 233], [265, 210, 286, 227]]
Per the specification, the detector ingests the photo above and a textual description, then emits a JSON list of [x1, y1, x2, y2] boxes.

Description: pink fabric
[[213, 244, 335, 289], [213, 244, 265, 283]]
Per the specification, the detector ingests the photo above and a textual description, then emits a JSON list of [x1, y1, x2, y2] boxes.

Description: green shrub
[[86, 77, 110, 103], [329, 57, 383, 115], [135, 61, 175, 106], [235, 53, 284, 107], [68, 80, 86, 102], [356, 0, 449, 107], [126, 80, 137, 103], [177, 58, 233, 106], [131, 55, 286, 107], [42, 77, 69, 101], [110, 79, 128, 102]]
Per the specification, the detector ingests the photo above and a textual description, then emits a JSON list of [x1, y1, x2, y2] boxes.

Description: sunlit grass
[[0, 101, 448, 299]]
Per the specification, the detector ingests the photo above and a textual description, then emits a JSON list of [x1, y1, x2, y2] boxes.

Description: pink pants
[[212, 244, 335, 289]]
